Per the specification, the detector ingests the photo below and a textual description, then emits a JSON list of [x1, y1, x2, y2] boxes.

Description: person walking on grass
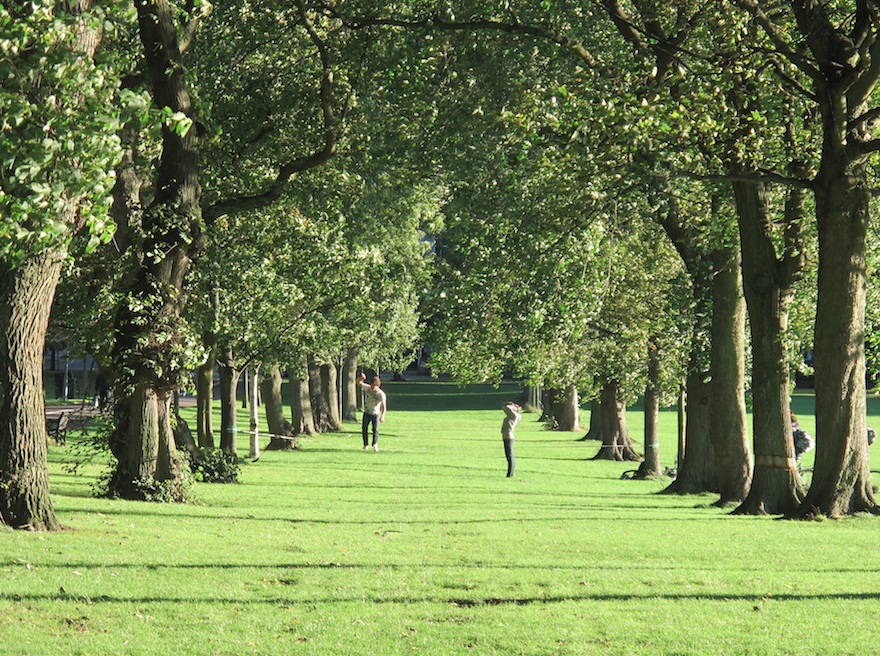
[[358, 372, 387, 451], [502, 401, 522, 477]]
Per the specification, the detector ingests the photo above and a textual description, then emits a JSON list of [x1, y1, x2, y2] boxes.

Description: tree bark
[[635, 339, 663, 479], [289, 370, 315, 436], [551, 385, 579, 432], [655, 178, 718, 494], [579, 398, 602, 441], [196, 331, 217, 449], [732, 178, 804, 515], [108, 0, 202, 500], [663, 364, 717, 494], [546, 386, 579, 432], [218, 346, 239, 454], [308, 355, 336, 433], [591, 379, 641, 462], [248, 366, 260, 459], [109, 383, 160, 499], [321, 361, 342, 431], [708, 242, 752, 505], [0, 249, 65, 530], [341, 346, 360, 422], [263, 364, 297, 450], [797, 165, 876, 517]]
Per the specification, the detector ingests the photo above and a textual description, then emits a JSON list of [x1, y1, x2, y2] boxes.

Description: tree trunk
[[676, 382, 685, 471], [655, 178, 717, 494], [308, 355, 335, 433], [796, 163, 877, 517], [196, 332, 217, 449], [0, 249, 65, 530], [579, 398, 602, 441], [561, 385, 580, 432], [173, 410, 201, 464], [107, 0, 202, 500], [591, 380, 641, 462], [635, 339, 663, 479], [218, 346, 239, 454], [663, 364, 717, 494], [262, 364, 297, 450], [109, 383, 160, 499], [733, 178, 804, 515], [321, 362, 342, 431], [708, 242, 752, 505], [546, 386, 579, 432], [290, 372, 315, 436], [341, 346, 360, 422], [248, 365, 260, 459]]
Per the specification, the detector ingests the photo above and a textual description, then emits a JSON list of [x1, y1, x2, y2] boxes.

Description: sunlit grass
[[4, 382, 880, 655]]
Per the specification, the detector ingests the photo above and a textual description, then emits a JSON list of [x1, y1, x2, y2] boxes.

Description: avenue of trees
[[3, 1, 880, 529]]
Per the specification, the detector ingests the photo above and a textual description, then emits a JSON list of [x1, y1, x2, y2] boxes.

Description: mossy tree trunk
[[108, 0, 202, 500]]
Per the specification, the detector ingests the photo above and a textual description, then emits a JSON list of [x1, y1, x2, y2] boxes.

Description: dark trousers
[[503, 438, 515, 477], [362, 412, 380, 447]]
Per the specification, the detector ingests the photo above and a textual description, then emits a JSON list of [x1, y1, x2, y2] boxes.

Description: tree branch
[[204, 0, 337, 223]]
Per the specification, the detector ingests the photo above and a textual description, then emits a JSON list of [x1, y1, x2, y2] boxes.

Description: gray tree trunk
[[289, 361, 314, 436]]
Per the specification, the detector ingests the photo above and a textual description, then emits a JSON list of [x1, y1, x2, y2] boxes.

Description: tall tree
[[0, 0, 124, 528], [734, 0, 880, 518]]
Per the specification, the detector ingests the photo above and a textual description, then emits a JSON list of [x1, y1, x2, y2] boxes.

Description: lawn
[[3, 381, 880, 655]]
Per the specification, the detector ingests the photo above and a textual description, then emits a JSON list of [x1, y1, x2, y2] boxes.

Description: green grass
[[4, 381, 880, 655]]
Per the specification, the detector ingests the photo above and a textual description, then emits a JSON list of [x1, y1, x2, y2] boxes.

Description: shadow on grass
[[5, 588, 880, 606]]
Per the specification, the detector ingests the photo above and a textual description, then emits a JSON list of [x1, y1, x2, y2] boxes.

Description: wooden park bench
[[46, 412, 70, 446]]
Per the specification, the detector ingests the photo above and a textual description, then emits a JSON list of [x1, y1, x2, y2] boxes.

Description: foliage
[[0, 0, 132, 264], [191, 447, 241, 484], [129, 469, 197, 503]]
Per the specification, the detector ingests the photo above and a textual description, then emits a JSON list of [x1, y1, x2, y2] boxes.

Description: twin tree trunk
[[108, 0, 201, 499], [733, 179, 803, 515]]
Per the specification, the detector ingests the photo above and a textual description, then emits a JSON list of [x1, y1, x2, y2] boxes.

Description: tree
[[0, 0, 125, 528]]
